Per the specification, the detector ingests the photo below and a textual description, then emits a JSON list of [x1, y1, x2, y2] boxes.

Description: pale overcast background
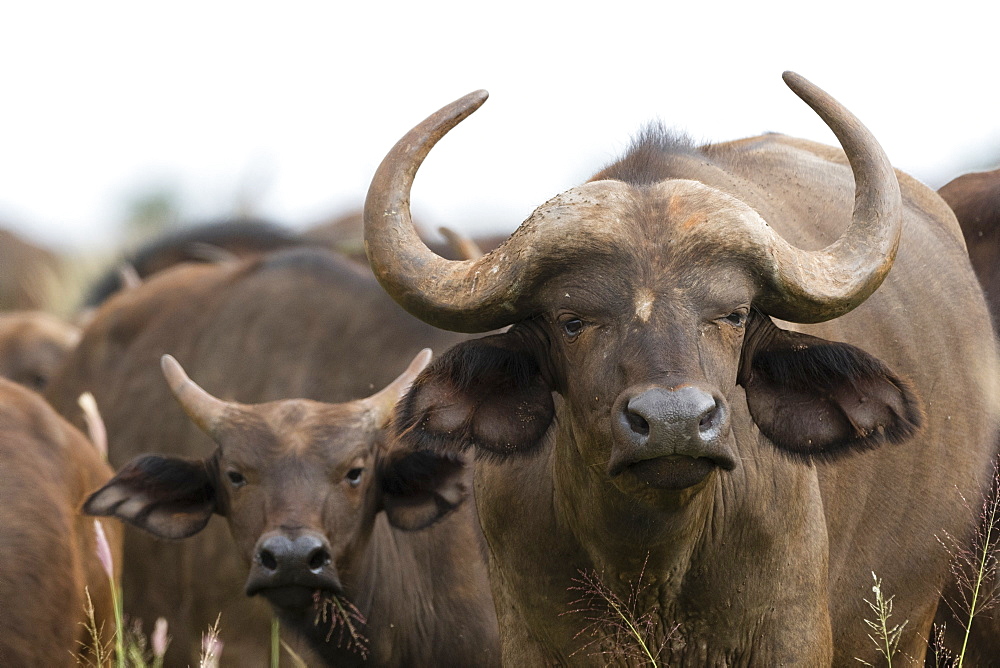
[[1, 0, 998, 253]]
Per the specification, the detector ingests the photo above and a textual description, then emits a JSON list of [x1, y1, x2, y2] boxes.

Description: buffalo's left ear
[[738, 312, 923, 458], [380, 450, 468, 531], [84, 454, 220, 539]]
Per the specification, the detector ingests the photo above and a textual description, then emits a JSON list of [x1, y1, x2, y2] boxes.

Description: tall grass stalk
[[94, 519, 125, 668], [935, 466, 1000, 667], [271, 617, 280, 668], [199, 615, 224, 668], [856, 572, 907, 667], [77, 587, 111, 666]]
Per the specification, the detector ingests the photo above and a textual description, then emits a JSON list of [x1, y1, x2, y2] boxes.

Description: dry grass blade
[[279, 639, 310, 668], [75, 587, 111, 667], [313, 590, 370, 659], [199, 615, 224, 668]]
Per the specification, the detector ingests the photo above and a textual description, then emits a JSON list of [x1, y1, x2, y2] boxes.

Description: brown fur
[[0, 379, 121, 666], [0, 311, 80, 390], [83, 218, 307, 308], [46, 246, 492, 666], [939, 168, 1000, 329]]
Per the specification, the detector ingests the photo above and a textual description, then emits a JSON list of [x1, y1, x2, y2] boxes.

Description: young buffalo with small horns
[[85, 350, 500, 667], [363, 73, 1000, 664]]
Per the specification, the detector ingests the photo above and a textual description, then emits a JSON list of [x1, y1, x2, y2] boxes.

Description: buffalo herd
[[2, 72, 999, 666]]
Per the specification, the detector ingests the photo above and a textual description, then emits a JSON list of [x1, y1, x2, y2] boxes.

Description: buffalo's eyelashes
[[226, 469, 247, 488], [560, 317, 585, 340], [345, 467, 364, 486]]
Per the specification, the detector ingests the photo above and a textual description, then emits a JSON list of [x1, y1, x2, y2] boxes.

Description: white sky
[[1, 1, 998, 253]]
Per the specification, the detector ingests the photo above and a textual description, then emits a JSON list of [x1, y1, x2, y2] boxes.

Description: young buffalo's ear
[[393, 333, 555, 458], [738, 312, 923, 459], [84, 454, 220, 539], [380, 450, 468, 531]]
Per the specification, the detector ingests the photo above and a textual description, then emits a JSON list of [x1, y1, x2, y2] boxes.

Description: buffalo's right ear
[[394, 333, 555, 458], [84, 455, 219, 539]]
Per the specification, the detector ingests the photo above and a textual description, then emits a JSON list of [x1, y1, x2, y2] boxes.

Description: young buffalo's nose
[[256, 533, 331, 575]]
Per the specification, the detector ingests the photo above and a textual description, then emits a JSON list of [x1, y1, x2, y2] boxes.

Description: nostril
[[307, 547, 331, 572], [259, 549, 278, 572], [698, 398, 729, 437], [699, 404, 718, 430], [626, 410, 650, 436]]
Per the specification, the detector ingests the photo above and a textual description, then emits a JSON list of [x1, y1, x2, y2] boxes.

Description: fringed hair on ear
[[740, 313, 924, 461], [393, 335, 555, 459], [83, 454, 220, 539]]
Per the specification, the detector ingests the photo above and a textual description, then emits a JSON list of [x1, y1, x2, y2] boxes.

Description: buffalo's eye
[[226, 470, 247, 488], [723, 310, 748, 327], [345, 468, 364, 487], [561, 318, 585, 339]]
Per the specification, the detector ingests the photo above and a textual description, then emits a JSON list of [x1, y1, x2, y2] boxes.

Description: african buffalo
[[82, 217, 307, 308], [85, 350, 499, 667], [363, 73, 1000, 665], [45, 246, 483, 665], [0, 311, 80, 390], [939, 167, 1000, 329], [0, 379, 121, 666]]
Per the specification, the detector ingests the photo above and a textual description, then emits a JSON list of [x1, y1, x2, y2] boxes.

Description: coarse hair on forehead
[[591, 121, 703, 187]]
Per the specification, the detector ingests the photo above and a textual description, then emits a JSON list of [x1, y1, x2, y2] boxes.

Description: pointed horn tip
[[412, 348, 433, 374], [467, 89, 489, 103], [781, 71, 815, 95], [160, 354, 189, 390]]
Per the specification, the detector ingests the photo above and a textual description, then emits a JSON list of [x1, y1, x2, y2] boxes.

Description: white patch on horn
[[635, 290, 655, 322]]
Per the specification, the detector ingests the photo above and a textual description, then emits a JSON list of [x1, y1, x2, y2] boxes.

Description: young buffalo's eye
[[561, 318, 585, 339], [345, 468, 364, 487], [226, 470, 247, 488]]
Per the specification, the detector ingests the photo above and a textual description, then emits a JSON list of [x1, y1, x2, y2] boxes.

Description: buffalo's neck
[[272, 510, 497, 666], [265, 517, 404, 666], [477, 412, 834, 664]]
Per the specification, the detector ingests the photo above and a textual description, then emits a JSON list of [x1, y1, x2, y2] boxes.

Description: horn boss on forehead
[[364, 73, 902, 330]]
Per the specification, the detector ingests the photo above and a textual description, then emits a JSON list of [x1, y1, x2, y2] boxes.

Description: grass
[[313, 590, 370, 660], [855, 572, 907, 666], [563, 555, 676, 667], [932, 465, 1000, 667]]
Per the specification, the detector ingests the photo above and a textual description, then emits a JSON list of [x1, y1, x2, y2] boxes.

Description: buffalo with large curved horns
[[364, 73, 1000, 665]]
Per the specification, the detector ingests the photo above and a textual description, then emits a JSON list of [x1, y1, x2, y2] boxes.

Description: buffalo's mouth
[[616, 454, 726, 490], [245, 570, 343, 610]]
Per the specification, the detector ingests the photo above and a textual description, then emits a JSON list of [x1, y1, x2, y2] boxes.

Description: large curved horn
[[749, 71, 902, 322], [364, 92, 626, 332], [161, 355, 232, 438], [365, 74, 903, 330], [364, 91, 541, 333]]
